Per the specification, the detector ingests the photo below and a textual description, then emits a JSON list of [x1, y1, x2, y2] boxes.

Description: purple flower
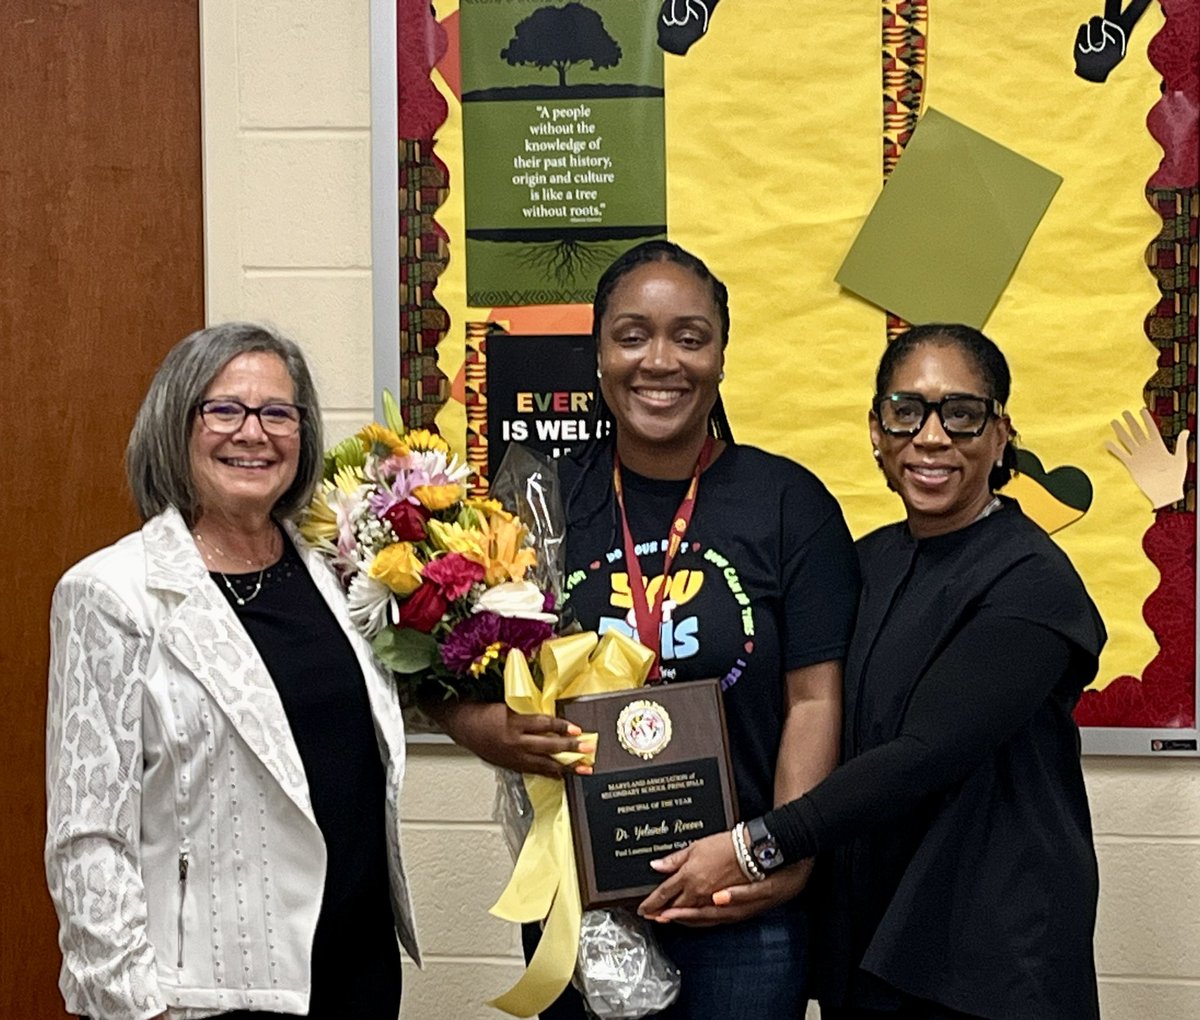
[[440, 611, 555, 676], [368, 479, 415, 518], [367, 459, 430, 518]]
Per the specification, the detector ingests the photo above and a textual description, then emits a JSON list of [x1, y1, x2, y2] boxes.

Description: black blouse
[[765, 499, 1106, 1019], [213, 537, 399, 1018]]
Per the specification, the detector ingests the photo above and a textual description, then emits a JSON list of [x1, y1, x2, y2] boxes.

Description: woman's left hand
[[636, 832, 813, 926]]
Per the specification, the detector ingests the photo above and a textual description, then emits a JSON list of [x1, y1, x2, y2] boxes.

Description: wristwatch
[[746, 816, 785, 873]]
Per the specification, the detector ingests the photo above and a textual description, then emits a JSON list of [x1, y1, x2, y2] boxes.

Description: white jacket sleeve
[[45, 573, 167, 1020]]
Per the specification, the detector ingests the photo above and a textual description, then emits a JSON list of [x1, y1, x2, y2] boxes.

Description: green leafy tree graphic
[[500, 3, 622, 88]]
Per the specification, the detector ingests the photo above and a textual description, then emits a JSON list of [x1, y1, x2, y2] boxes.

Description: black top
[[764, 499, 1106, 1019], [559, 443, 860, 821], [213, 537, 399, 1017]]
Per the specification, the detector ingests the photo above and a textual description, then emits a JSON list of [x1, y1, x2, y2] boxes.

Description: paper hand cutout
[[1105, 407, 1190, 509], [1074, 0, 1153, 83], [658, 0, 719, 55]]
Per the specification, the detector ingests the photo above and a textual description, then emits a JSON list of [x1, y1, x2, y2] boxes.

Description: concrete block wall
[[200, 2, 1200, 1016], [202, 0, 376, 442], [1088, 758, 1200, 1015], [400, 746, 526, 1016]]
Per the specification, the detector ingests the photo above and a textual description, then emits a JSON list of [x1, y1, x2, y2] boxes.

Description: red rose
[[423, 553, 485, 600], [394, 582, 448, 633], [382, 501, 429, 542]]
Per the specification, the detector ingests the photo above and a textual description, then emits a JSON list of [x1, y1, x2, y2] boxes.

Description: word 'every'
[[515, 391, 593, 413]]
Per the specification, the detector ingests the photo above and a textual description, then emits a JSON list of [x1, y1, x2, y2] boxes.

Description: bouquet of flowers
[[299, 392, 556, 702], [301, 399, 678, 1018]]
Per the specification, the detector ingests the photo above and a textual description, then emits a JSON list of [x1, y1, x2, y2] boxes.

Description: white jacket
[[45, 509, 420, 1020]]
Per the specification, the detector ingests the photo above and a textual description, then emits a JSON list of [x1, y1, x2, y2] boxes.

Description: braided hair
[[565, 240, 734, 530]]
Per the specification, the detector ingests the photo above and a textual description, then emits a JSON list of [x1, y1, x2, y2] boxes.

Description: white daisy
[[346, 572, 395, 640]]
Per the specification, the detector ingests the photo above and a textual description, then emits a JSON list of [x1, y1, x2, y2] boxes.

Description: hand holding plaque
[[559, 677, 738, 908]]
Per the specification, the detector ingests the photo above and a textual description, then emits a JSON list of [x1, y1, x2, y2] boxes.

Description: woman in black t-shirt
[[437, 241, 859, 1018]]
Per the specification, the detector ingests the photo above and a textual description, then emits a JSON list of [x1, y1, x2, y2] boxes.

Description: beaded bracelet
[[731, 822, 765, 882]]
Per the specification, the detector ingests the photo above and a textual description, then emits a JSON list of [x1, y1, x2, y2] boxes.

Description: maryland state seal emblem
[[616, 699, 672, 760]]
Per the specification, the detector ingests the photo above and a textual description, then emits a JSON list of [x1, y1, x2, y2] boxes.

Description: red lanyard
[[613, 436, 714, 681]]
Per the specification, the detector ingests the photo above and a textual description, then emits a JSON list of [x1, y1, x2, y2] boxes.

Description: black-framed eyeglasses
[[196, 399, 306, 437], [874, 392, 1003, 438]]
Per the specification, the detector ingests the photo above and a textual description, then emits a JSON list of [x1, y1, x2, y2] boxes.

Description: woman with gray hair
[[45, 323, 418, 1020]]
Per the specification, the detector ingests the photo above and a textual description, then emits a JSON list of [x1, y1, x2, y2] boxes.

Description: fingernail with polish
[[566, 724, 582, 736], [576, 742, 596, 754], [574, 765, 593, 776]]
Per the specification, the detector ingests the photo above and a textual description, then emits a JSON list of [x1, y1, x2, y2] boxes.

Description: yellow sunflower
[[404, 428, 451, 454], [412, 482, 466, 511], [358, 423, 409, 457]]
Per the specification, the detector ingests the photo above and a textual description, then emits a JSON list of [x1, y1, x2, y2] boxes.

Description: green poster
[[461, 0, 666, 306], [835, 109, 1063, 328]]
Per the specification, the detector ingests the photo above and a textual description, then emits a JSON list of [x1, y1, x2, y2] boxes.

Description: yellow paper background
[[431, 1, 1166, 685]]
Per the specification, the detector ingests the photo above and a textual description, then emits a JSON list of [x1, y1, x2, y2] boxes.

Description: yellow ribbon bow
[[488, 629, 655, 1017]]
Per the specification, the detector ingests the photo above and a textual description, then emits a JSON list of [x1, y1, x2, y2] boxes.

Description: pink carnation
[[423, 553, 485, 600]]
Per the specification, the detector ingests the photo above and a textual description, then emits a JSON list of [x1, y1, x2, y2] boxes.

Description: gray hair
[[126, 322, 324, 524]]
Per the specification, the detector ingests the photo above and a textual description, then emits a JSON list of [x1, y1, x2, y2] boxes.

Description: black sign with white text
[[486, 333, 604, 479]]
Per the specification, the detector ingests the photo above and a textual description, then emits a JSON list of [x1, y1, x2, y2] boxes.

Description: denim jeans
[[821, 999, 983, 1019], [655, 907, 809, 1019]]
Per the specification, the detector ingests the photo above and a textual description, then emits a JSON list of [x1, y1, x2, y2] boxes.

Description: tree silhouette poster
[[460, 0, 666, 305]]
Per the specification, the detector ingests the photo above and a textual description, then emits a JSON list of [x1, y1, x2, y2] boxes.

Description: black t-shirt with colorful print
[[558, 443, 860, 821]]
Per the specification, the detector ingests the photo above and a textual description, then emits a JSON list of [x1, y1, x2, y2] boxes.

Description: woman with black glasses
[[46, 323, 418, 1020], [641, 323, 1106, 1020]]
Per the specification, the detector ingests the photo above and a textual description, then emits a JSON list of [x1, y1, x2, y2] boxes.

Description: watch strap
[[746, 816, 785, 872]]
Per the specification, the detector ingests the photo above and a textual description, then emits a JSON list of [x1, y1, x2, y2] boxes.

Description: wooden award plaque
[[558, 677, 738, 909]]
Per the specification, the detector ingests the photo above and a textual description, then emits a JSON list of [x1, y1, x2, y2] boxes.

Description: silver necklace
[[193, 530, 277, 606], [219, 568, 265, 606], [972, 495, 1004, 524], [192, 529, 279, 568]]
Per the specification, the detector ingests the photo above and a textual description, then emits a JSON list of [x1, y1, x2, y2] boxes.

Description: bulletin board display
[[373, 0, 1200, 753]]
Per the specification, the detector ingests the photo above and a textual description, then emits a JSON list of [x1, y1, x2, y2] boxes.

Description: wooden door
[[0, 2, 203, 1014]]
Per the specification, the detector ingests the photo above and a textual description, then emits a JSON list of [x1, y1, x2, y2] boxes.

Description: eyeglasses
[[196, 399, 305, 436], [874, 393, 1003, 438]]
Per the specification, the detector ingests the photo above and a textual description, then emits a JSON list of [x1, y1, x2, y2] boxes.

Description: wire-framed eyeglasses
[[874, 392, 1003, 439], [196, 399, 306, 436]]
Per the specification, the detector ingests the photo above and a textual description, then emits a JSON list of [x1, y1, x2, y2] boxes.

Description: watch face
[[753, 837, 783, 871]]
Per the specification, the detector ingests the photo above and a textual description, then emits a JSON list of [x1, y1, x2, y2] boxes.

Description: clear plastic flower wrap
[[488, 444, 570, 624], [574, 906, 681, 1017], [490, 446, 680, 1017], [493, 768, 681, 1018]]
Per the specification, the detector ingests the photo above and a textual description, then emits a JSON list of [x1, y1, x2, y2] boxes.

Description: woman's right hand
[[433, 700, 589, 778]]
